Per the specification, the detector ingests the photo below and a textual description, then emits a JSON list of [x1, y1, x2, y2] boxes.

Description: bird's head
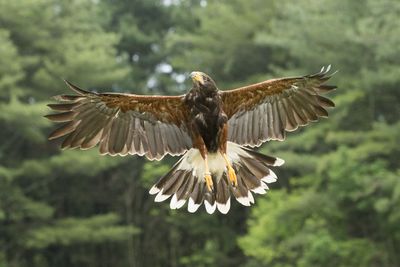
[[190, 71, 218, 91]]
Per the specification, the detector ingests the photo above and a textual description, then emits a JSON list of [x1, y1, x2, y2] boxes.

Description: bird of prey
[[46, 66, 336, 214]]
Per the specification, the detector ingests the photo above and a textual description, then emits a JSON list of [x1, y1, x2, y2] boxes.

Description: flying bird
[[46, 66, 336, 214]]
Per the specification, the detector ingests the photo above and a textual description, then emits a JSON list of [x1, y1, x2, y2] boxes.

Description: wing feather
[[252, 106, 260, 145], [280, 97, 296, 131], [222, 66, 336, 146], [266, 102, 274, 140], [47, 81, 192, 160]]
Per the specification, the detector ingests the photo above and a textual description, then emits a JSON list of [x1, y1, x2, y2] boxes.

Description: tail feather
[[176, 173, 195, 200], [242, 147, 285, 166], [238, 164, 261, 189], [149, 158, 182, 193], [149, 142, 284, 214], [215, 178, 231, 214], [162, 171, 186, 196], [231, 174, 251, 206], [190, 182, 205, 205]]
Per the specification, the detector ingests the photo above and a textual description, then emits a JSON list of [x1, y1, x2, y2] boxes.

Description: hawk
[[46, 66, 336, 214]]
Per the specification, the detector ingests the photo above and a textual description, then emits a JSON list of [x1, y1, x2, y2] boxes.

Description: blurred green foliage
[[0, 0, 399, 266]]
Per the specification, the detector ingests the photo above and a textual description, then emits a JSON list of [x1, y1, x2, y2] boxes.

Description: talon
[[227, 166, 237, 187], [204, 172, 213, 191], [222, 153, 237, 187]]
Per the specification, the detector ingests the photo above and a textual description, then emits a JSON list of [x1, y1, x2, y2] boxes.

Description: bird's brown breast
[[184, 90, 226, 152]]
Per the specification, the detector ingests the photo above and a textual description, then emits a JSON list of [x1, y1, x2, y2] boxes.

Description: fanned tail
[[149, 142, 284, 214]]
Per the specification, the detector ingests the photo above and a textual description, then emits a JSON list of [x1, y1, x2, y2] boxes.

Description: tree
[[0, 0, 136, 266], [236, 0, 400, 266], [0, 0, 399, 266]]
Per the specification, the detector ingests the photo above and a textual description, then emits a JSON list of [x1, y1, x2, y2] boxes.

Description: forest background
[[1, 0, 399, 266]]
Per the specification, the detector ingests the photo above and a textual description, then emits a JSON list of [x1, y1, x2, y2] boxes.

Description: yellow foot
[[227, 166, 237, 187], [204, 172, 214, 192], [222, 153, 237, 187]]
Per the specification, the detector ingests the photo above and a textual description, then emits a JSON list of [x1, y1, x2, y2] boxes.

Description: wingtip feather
[[64, 79, 89, 95]]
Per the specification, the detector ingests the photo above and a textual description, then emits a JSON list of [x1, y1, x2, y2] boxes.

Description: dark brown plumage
[[46, 66, 336, 214]]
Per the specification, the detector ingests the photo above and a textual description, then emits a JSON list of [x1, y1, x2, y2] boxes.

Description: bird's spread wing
[[46, 81, 192, 160], [221, 66, 337, 147]]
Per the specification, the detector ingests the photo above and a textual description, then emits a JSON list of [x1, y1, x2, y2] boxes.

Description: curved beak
[[190, 71, 204, 85]]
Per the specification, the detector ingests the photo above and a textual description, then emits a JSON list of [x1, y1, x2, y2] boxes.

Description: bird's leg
[[193, 133, 214, 191], [204, 154, 213, 192], [222, 153, 237, 187], [218, 123, 237, 187]]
